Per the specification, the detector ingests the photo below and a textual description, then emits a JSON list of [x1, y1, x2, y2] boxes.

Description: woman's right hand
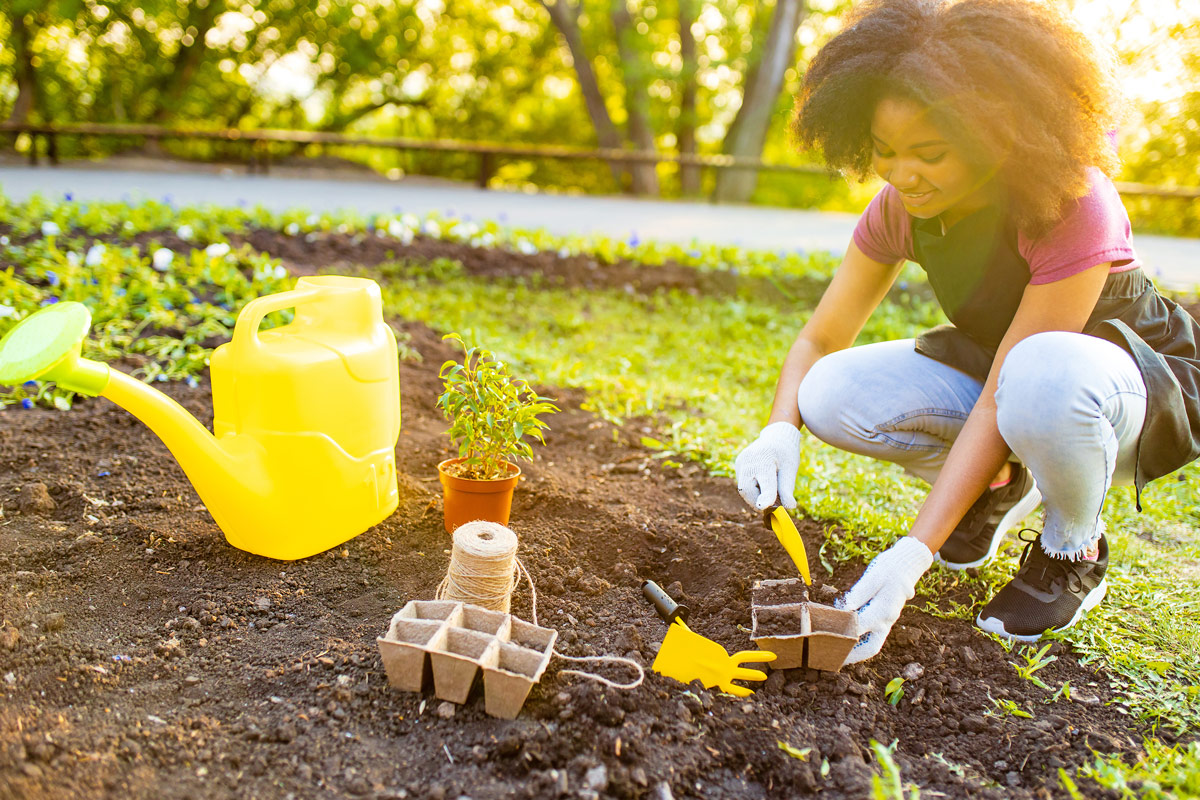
[[734, 421, 802, 510]]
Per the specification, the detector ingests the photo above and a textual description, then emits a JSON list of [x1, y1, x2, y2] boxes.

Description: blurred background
[[1, 0, 1197, 234]]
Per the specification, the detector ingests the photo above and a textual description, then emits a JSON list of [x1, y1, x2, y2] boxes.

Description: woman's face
[[870, 95, 996, 228]]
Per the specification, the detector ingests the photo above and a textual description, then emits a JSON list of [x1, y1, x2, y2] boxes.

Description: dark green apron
[[907, 206, 1200, 508]]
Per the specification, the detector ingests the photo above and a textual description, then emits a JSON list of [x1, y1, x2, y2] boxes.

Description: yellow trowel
[[766, 506, 812, 585], [642, 580, 776, 697]]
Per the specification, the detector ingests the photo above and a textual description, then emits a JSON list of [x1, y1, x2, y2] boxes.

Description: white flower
[[285, 222, 300, 235], [205, 242, 231, 259], [387, 219, 409, 238], [479, 232, 495, 247], [305, 214, 320, 226], [85, 244, 106, 266], [0, 304, 17, 319], [516, 239, 537, 255], [152, 248, 174, 272], [176, 224, 194, 240], [0, 235, 10, 246], [41, 221, 61, 237], [65, 251, 81, 267], [401, 213, 420, 228], [421, 220, 441, 238], [273, 265, 288, 279], [558, 247, 572, 259]]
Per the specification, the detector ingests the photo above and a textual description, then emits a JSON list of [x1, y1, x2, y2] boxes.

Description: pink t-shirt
[[852, 168, 1141, 284]]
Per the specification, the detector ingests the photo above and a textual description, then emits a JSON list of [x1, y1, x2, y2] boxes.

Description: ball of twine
[[437, 521, 521, 612]]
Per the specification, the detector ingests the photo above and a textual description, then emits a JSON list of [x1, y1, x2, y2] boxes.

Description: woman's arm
[[907, 262, 1113, 553], [766, 240, 906, 427]]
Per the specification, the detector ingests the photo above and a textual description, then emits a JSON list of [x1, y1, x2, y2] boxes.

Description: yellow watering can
[[0, 276, 401, 560]]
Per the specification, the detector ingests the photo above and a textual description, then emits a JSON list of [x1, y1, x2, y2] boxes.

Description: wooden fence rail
[[2, 121, 1197, 202]]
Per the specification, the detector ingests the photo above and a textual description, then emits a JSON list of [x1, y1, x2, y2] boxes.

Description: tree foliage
[[0, 0, 1195, 220]]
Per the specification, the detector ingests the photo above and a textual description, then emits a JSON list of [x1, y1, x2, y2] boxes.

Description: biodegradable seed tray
[[750, 579, 858, 672], [376, 600, 558, 719]]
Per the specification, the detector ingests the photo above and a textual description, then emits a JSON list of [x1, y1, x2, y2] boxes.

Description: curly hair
[[792, 0, 1124, 236]]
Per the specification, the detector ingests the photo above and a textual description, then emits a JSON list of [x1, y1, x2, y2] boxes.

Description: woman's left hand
[[837, 537, 934, 663]]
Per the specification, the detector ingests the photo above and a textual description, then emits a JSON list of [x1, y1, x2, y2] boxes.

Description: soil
[[1, 227, 1195, 799]]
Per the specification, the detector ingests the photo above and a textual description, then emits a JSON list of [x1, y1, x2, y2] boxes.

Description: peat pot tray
[[376, 600, 558, 719], [750, 578, 858, 672]]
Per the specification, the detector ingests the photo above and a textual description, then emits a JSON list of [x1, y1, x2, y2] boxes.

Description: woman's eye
[[873, 146, 894, 158], [920, 153, 947, 164]]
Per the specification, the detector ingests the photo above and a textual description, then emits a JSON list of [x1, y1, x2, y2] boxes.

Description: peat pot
[[437, 458, 521, 533]]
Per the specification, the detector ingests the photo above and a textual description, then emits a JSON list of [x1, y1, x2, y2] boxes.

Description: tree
[[541, 0, 808, 200], [712, 0, 806, 203]]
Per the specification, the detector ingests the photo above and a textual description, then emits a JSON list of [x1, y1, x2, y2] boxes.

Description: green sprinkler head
[[0, 302, 109, 396]]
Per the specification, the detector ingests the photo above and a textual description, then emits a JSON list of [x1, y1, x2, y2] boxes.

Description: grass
[[0, 191, 1197, 793]]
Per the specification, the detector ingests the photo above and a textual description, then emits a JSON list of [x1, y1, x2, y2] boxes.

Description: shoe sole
[[935, 485, 1043, 571], [975, 577, 1108, 642]]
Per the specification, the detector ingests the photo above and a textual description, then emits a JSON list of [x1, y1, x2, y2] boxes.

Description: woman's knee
[[995, 332, 1128, 445], [796, 350, 858, 444]]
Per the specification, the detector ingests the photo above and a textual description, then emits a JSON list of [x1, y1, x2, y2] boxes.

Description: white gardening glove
[[734, 421, 802, 510], [837, 537, 934, 664]]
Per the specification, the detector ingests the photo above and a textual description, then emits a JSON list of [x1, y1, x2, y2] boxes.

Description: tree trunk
[[151, 1, 224, 123], [540, 0, 630, 188], [611, 0, 659, 195], [712, 0, 807, 203], [677, 0, 701, 195], [6, 11, 39, 125]]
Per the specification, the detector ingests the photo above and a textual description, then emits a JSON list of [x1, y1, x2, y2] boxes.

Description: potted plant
[[435, 333, 558, 533]]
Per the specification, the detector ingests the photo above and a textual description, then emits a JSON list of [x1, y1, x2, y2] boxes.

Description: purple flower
[[628, 232, 640, 247], [64, 192, 74, 201], [23, 381, 38, 390], [21, 398, 34, 410], [46, 271, 60, 287], [40, 296, 59, 306]]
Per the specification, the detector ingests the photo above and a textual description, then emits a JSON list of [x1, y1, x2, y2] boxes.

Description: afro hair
[[792, 0, 1124, 236]]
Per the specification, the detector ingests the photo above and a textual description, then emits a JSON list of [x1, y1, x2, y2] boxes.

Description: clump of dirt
[[0, 232, 1188, 799]]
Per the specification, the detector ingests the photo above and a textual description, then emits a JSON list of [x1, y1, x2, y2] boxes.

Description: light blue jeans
[[796, 333, 1147, 559]]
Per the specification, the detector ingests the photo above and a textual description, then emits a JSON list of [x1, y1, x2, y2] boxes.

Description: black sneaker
[[935, 465, 1041, 570], [975, 530, 1108, 642]]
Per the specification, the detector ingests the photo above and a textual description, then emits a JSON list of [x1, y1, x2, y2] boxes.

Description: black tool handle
[[641, 580, 690, 625]]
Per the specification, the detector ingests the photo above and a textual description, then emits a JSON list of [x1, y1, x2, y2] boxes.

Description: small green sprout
[[1012, 642, 1058, 690], [870, 739, 920, 800], [885, 677, 906, 706], [988, 696, 1034, 719], [1047, 680, 1072, 704]]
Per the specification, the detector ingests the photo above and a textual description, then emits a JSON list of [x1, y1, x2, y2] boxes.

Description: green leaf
[[777, 741, 811, 761]]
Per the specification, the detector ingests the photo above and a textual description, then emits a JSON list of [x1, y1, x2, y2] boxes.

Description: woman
[[734, 0, 1200, 664]]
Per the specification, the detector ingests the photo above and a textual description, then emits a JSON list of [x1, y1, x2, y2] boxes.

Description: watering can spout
[[0, 301, 269, 508], [2, 279, 401, 561], [101, 369, 269, 497]]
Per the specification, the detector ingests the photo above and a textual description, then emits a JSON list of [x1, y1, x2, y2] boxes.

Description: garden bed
[[0, 307, 1164, 800]]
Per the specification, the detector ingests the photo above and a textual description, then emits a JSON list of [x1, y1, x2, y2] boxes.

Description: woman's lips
[[898, 188, 936, 207]]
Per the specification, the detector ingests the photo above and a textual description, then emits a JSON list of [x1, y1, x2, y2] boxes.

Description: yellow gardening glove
[[651, 621, 777, 697]]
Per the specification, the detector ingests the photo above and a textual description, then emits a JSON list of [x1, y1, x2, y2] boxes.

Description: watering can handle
[[232, 284, 320, 352]]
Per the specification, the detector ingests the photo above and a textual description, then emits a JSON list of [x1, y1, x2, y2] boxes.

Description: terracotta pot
[[438, 458, 521, 533]]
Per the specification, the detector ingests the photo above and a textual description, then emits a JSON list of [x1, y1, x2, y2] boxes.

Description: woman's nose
[[889, 166, 921, 191]]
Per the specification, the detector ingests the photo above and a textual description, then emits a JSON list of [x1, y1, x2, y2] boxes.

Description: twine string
[[437, 522, 520, 612], [438, 521, 644, 690]]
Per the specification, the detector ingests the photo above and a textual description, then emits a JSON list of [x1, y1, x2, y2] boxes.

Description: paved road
[[3, 163, 1198, 290]]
